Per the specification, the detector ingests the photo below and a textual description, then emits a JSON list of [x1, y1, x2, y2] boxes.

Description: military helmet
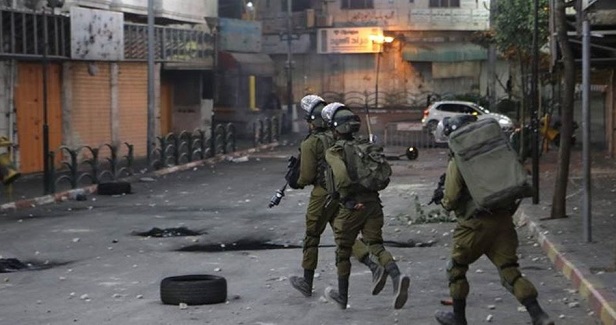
[[321, 102, 361, 134], [443, 114, 478, 136], [300, 95, 327, 128]]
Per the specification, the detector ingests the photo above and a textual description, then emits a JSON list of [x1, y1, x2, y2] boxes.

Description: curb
[[0, 142, 281, 213], [517, 209, 616, 325]]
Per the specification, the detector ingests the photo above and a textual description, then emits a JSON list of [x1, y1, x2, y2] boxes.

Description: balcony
[[110, 0, 215, 24]]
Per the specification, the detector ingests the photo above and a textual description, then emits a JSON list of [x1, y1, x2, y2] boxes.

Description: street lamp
[[370, 35, 394, 109]]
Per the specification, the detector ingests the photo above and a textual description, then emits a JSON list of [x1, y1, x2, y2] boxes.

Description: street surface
[[0, 145, 601, 325]]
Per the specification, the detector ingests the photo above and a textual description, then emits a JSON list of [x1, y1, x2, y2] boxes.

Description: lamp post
[[370, 35, 394, 110], [285, 0, 293, 134], [368, 34, 393, 142]]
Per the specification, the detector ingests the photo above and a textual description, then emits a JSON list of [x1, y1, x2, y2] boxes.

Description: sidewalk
[[1, 139, 615, 324], [516, 149, 616, 325]]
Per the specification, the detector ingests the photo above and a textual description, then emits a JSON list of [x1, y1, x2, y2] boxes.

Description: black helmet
[[321, 102, 361, 134], [443, 115, 478, 136], [300, 95, 327, 128]]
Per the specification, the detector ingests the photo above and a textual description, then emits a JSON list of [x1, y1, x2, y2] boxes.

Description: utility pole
[[582, 16, 592, 242], [42, 6, 50, 194], [487, 0, 498, 109], [146, 0, 155, 168], [285, 0, 293, 134], [531, 0, 540, 204]]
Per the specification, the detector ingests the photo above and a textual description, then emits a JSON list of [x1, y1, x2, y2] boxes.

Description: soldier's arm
[[325, 147, 352, 196], [297, 137, 318, 187], [441, 159, 463, 211]]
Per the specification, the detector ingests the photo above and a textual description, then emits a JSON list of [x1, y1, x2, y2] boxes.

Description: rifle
[[428, 173, 446, 205], [268, 155, 300, 208]]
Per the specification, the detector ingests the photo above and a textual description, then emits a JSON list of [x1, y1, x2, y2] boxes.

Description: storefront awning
[[402, 43, 487, 62], [219, 52, 275, 76]]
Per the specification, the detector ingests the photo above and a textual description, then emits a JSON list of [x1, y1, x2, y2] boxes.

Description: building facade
[[0, 0, 216, 174], [255, 0, 509, 109]]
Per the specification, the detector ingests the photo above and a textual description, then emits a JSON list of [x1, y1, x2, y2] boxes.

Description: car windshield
[[472, 104, 490, 114]]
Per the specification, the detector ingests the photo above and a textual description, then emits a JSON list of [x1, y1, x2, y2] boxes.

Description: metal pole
[[146, 0, 155, 167], [285, 0, 293, 134], [375, 51, 380, 110], [42, 8, 50, 194], [531, 0, 540, 204], [582, 18, 592, 242]]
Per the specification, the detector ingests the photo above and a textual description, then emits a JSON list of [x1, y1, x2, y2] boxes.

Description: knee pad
[[499, 263, 522, 292], [304, 234, 320, 249], [447, 259, 468, 285], [336, 247, 352, 265]]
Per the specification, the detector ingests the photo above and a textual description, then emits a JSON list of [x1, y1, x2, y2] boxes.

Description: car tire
[[160, 274, 227, 305], [97, 181, 132, 195]]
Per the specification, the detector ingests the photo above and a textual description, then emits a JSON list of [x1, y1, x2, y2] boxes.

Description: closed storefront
[[117, 62, 147, 157], [71, 62, 112, 150], [14, 62, 63, 174]]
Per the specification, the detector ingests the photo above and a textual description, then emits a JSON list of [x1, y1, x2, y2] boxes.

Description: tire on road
[[97, 181, 132, 195], [160, 274, 227, 305]]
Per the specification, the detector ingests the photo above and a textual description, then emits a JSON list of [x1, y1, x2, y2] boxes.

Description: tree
[[492, 0, 550, 114], [550, 0, 576, 219]]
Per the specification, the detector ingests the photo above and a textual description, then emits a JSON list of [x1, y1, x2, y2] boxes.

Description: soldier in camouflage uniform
[[321, 102, 410, 310], [289, 95, 388, 298], [435, 115, 554, 325]]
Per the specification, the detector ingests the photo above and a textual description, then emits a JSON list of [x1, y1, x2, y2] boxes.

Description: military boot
[[524, 299, 555, 325], [324, 276, 349, 309], [289, 269, 314, 297], [435, 299, 467, 325], [359, 254, 388, 295], [385, 262, 410, 309]]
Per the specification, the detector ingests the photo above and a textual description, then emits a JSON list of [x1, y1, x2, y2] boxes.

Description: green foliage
[[396, 195, 456, 225], [493, 0, 550, 60]]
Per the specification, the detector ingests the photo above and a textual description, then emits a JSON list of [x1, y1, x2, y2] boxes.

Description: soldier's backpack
[[448, 118, 533, 210], [342, 139, 392, 192]]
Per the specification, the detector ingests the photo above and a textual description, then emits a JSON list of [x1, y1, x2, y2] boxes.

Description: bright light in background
[[246, 1, 254, 10], [369, 35, 394, 44]]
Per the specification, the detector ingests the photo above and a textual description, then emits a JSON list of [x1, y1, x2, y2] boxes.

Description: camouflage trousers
[[448, 210, 538, 303]]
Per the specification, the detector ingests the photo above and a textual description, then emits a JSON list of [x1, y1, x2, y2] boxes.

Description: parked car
[[421, 100, 514, 135]]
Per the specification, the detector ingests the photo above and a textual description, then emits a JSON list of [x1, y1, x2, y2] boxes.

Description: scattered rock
[[486, 314, 494, 322]]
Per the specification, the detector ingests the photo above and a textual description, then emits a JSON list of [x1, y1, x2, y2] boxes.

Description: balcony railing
[[0, 8, 214, 63]]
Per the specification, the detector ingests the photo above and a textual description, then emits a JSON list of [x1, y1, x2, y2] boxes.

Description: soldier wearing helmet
[[289, 96, 387, 299], [435, 115, 554, 325], [320, 102, 410, 310]]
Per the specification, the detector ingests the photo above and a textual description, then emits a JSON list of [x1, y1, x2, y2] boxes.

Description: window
[[281, 0, 311, 12], [429, 0, 460, 8], [341, 0, 374, 10]]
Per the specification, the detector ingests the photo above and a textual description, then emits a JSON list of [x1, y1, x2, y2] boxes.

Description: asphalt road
[[0, 145, 601, 325]]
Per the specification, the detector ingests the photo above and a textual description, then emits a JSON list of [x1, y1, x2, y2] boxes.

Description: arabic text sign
[[317, 27, 383, 54]]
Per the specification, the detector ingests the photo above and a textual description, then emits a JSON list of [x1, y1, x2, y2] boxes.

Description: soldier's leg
[[361, 203, 409, 309], [351, 236, 388, 295], [436, 219, 485, 325], [291, 194, 329, 297], [325, 207, 364, 309], [486, 214, 552, 325]]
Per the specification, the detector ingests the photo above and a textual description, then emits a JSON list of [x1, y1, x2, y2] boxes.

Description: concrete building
[[0, 0, 216, 174], [254, 0, 508, 110]]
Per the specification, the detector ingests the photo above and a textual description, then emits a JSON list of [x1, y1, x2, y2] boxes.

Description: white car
[[422, 100, 514, 143]]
